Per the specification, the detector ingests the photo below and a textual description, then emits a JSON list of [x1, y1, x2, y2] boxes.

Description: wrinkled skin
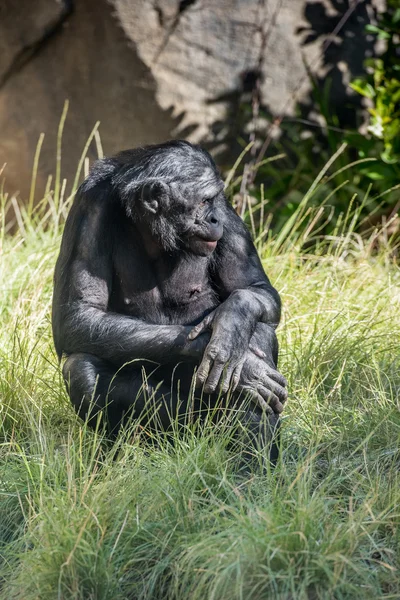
[[52, 141, 287, 464], [189, 302, 286, 412]]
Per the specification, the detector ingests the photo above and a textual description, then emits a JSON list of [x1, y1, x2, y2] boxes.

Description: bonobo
[[52, 141, 287, 462]]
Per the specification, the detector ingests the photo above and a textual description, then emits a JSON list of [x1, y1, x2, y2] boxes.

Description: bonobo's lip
[[195, 237, 218, 251], [202, 240, 218, 251]]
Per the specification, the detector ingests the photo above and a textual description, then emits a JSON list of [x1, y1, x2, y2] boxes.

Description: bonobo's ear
[[140, 181, 170, 215]]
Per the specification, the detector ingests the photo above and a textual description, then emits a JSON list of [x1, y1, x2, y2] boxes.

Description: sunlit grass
[[0, 132, 399, 599]]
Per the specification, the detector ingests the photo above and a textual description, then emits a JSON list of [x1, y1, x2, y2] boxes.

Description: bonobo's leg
[[231, 402, 281, 468], [62, 352, 281, 467], [222, 394, 280, 470], [62, 353, 185, 435]]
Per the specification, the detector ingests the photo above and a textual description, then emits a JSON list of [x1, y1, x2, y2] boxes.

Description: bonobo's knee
[[62, 353, 149, 434], [62, 353, 112, 423], [63, 353, 102, 397]]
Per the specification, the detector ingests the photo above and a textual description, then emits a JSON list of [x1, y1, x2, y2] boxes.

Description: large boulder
[[114, 0, 318, 139], [114, 0, 380, 144], [0, 0, 177, 201], [0, 0, 383, 201]]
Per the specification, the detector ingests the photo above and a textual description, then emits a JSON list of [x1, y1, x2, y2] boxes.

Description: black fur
[[52, 141, 287, 464]]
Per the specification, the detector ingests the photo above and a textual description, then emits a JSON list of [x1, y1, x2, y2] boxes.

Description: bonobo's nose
[[206, 210, 219, 226], [208, 220, 223, 242]]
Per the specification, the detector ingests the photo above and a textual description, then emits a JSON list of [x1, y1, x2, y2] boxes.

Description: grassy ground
[[0, 148, 400, 599]]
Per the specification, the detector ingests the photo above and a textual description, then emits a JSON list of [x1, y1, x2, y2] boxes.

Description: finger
[[260, 366, 287, 388], [222, 362, 244, 394], [259, 386, 284, 414], [204, 361, 226, 394], [238, 386, 273, 415], [188, 312, 214, 340], [250, 391, 274, 414], [258, 376, 288, 404], [265, 378, 288, 403], [196, 355, 213, 387], [231, 364, 243, 392], [267, 371, 288, 388], [220, 362, 238, 394], [249, 344, 267, 359]]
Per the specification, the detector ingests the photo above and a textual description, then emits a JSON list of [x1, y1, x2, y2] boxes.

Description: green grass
[[0, 143, 400, 599]]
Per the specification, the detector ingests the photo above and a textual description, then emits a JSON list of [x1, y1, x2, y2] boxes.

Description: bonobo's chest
[[108, 239, 218, 325]]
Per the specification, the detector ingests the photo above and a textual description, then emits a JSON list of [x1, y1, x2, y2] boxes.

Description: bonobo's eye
[[199, 195, 218, 210], [195, 198, 212, 220]]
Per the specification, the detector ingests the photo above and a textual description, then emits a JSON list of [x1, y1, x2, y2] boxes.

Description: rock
[[113, 0, 379, 143], [0, 0, 384, 202], [0, 0, 68, 87], [0, 0, 178, 201]]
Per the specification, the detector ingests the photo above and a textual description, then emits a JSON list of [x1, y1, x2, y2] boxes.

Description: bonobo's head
[[113, 141, 225, 256]]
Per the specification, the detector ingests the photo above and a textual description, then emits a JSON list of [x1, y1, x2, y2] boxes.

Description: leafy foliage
[[229, 4, 400, 236], [350, 1, 400, 164]]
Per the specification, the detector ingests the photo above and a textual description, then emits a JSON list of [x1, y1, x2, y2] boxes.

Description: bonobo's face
[[126, 143, 226, 255], [173, 174, 225, 257]]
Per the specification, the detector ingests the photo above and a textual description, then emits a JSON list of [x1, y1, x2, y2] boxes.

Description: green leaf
[[364, 170, 385, 180], [392, 8, 400, 23], [391, 88, 400, 103], [365, 24, 391, 39], [363, 58, 376, 69], [360, 161, 397, 180], [350, 79, 376, 99], [381, 148, 398, 164]]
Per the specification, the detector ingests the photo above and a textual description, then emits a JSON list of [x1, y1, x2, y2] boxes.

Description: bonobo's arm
[[52, 195, 207, 366], [190, 204, 282, 393]]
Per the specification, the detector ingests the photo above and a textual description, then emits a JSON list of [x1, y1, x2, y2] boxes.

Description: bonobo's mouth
[[201, 240, 218, 251], [188, 233, 222, 256], [194, 237, 218, 252]]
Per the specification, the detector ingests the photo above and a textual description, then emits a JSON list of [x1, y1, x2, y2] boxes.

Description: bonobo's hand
[[188, 307, 254, 394], [180, 328, 211, 360], [238, 351, 288, 414]]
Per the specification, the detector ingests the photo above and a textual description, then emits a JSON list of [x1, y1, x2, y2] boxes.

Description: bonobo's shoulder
[[80, 157, 118, 195], [223, 202, 252, 236]]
